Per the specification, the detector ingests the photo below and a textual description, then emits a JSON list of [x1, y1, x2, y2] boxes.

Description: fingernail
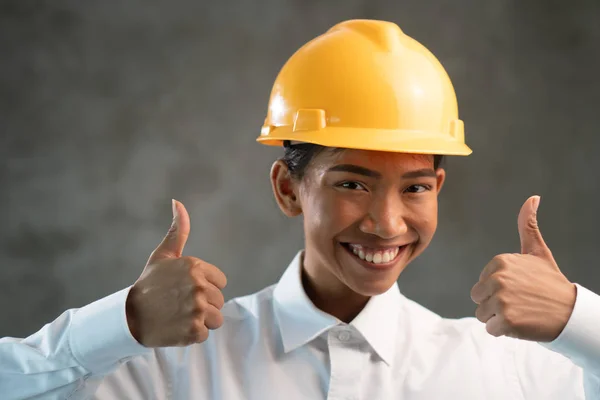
[[532, 196, 540, 213], [169, 200, 178, 233], [172, 199, 178, 218]]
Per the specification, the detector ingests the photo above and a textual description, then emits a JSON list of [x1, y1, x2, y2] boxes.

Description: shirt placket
[[326, 326, 365, 400]]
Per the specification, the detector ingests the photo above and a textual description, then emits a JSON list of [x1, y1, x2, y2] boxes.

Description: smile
[[340, 243, 408, 268]]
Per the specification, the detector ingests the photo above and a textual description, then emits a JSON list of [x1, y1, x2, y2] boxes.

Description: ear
[[435, 168, 446, 194], [270, 160, 302, 217]]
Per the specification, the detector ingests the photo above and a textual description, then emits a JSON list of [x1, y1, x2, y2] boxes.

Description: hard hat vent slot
[[448, 119, 464, 142], [330, 19, 403, 52], [293, 109, 327, 132]]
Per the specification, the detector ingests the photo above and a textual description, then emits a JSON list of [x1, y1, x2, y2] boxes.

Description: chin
[[347, 274, 400, 297]]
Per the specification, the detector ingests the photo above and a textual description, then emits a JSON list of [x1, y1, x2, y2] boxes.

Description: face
[[271, 148, 445, 298]]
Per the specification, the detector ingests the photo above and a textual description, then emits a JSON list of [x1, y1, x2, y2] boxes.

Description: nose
[[358, 192, 409, 239]]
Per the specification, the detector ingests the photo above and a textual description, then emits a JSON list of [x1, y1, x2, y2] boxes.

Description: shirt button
[[338, 331, 351, 341]]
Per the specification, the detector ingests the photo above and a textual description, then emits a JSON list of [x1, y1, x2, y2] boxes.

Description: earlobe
[[270, 160, 302, 217]]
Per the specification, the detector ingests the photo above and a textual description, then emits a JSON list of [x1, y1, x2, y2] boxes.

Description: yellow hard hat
[[257, 19, 472, 156]]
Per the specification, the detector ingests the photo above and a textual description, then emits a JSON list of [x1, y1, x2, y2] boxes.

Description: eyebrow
[[401, 168, 437, 179], [327, 164, 437, 179], [327, 164, 381, 178]]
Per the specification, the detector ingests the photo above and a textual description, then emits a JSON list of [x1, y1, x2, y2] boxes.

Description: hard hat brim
[[257, 126, 472, 156]]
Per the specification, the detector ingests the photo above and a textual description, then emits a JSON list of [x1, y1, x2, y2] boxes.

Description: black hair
[[282, 141, 444, 180]]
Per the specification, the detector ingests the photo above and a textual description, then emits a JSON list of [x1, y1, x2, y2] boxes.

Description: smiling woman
[[2, 18, 600, 400], [271, 144, 447, 322]]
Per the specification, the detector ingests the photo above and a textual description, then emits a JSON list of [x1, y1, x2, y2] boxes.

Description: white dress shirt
[[1, 251, 600, 399]]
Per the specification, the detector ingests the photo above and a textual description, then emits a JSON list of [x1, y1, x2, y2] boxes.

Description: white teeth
[[347, 244, 402, 265], [382, 252, 391, 263]]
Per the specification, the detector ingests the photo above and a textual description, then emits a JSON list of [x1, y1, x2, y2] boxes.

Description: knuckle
[[196, 260, 210, 272], [192, 274, 209, 290], [495, 293, 509, 310], [491, 254, 504, 263], [189, 297, 208, 316], [486, 323, 502, 337], [493, 254, 511, 266], [527, 216, 539, 230], [492, 271, 510, 288], [190, 303, 204, 315], [181, 256, 199, 268], [196, 326, 209, 342], [188, 320, 202, 336], [194, 297, 209, 312], [182, 258, 200, 276]]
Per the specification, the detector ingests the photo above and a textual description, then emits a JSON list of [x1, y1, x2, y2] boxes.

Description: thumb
[[517, 195, 551, 258], [148, 199, 191, 263]]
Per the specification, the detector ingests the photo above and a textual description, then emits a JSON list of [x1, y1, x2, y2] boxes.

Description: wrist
[[125, 286, 142, 344], [552, 282, 577, 341]]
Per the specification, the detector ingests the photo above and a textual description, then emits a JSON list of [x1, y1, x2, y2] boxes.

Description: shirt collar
[[273, 252, 339, 353], [273, 251, 402, 365]]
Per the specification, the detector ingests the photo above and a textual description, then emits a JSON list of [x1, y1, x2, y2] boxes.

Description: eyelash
[[405, 184, 432, 194], [337, 182, 432, 193], [338, 181, 367, 191]]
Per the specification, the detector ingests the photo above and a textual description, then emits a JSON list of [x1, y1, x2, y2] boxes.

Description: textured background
[[2, 0, 600, 337]]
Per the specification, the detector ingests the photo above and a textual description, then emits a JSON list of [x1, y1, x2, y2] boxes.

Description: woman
[[2, 19, 600, 399]]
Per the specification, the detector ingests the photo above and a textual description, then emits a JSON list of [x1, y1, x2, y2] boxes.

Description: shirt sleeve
[[514, 283, 600, 399], [0, 287, 152, 400], [541, 284, 600, 376]]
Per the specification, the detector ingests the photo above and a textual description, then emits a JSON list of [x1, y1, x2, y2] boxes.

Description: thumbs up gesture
[[125, 200, 228, 347], [470, 196, 577, 342]]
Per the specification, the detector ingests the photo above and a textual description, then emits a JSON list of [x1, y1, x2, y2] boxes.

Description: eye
[[404, 184, 431, 194], [338, 181, 367, 191]]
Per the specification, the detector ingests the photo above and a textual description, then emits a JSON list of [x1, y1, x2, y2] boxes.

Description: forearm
[[0, 288, 151, 399]]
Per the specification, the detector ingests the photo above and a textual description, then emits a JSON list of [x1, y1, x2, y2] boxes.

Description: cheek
[[323, 193, 368, 231], [409, 198, 439, 240], [301, 193, 329, 243], [303, 191, 364, 238]]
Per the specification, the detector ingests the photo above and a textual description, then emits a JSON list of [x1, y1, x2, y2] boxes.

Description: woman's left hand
[[470, 196, 577, 342]]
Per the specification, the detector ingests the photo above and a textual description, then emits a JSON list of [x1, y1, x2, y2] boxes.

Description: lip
[[340, 242, 409, 271]]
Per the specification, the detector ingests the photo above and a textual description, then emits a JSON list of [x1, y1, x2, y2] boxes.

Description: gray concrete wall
[[2, 0, 599, 337]]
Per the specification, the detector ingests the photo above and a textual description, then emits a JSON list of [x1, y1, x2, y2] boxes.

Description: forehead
[[315, 148, 434, 171]]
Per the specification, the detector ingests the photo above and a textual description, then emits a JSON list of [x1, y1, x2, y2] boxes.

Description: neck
[[301, 262, 370, 323]]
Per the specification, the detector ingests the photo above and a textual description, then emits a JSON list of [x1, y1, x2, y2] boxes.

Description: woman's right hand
[[125, 200, 228, 347]]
